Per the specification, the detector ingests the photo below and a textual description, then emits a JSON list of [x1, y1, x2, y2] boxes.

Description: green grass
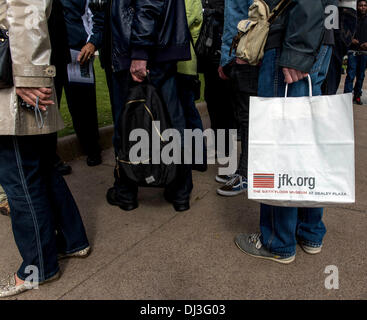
[[58, 58, 205, 138]]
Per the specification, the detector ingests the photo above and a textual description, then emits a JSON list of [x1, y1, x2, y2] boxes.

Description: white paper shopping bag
[[248, 76, 355, 207]]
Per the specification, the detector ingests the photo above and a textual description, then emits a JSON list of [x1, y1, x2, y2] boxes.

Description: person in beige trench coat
[[0, 0, 90, 298]]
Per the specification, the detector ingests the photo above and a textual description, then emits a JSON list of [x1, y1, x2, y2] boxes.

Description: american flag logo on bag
[[253, 173, 274, 188]]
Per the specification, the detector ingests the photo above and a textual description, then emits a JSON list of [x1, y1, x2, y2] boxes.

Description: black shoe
[[192, 163, 208, 172], [172, 201, 190, 212], [106, 187, 138, 211], [164, 192, 190, 212], [354, 96, 363, 105], [87, 153, 102, 167], [54, 160, 72, 176]]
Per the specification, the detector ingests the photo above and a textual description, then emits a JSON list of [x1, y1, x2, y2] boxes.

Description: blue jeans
[[0, 134, 89, 281], [344, 52, 367, 97], [257, 45, 332, 257]]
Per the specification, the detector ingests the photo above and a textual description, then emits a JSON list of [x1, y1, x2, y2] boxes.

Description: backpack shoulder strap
[[268, 0, 293, 24]]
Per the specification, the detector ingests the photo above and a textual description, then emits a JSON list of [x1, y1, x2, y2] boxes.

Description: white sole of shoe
[[58, 247, 91, 260], [235, 240, 295, 265], [217, 188, 247, 197], [215, 176, 230, 184], [300, 245, 322, 255]]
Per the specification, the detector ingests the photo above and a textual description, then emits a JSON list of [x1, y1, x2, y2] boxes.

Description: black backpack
[[117, 80, 177, 187]]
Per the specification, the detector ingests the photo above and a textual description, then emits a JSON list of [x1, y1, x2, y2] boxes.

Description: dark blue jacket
[[265, 0, 336, 73], [60, 0, 105, 50], [110, 0, 191, 72]]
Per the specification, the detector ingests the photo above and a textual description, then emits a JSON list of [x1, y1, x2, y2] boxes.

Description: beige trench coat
[[0, 0, 64, 135]]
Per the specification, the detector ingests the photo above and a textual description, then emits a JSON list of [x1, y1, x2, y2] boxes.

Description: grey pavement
[[1, 79, 367, 300]]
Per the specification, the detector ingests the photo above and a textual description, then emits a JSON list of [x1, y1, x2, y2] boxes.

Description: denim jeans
[[0, 134, 89, 281], [344, 52, 367, 97], [110, 63, 193, 202], [257, 45, 332, 257]]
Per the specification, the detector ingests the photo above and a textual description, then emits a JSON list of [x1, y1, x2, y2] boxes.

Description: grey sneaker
[[217, 174, 247, 196], [58, 246, 91, 260], [234, 233, 295, 264], [299, 242, 322, 255], [215, 173, 236, 184], [0, 272, 60, 298]]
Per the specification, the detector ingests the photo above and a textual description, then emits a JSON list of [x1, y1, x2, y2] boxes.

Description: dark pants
[[344, 52, 367, 97], [229, 63, 259, 178], [0, 134, 89, 281], [322, 8, 357, 95], [203, 62, 236, 155], [54, 64, 100, 156], [177, 73, 207, 170], [110, 63, 193, 202]]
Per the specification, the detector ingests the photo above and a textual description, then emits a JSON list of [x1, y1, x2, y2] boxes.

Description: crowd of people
[[0, 0, 362, 298]]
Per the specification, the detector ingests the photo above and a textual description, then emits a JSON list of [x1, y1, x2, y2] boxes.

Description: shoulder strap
[[268, 0, 293, 24]]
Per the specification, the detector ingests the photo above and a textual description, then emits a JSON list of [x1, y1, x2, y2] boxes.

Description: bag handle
[[285, 74, 313, 98]]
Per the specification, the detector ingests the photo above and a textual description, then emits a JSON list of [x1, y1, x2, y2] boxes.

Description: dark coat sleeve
[[130, 0, 166, 60], [88, 7, 105, 49], [279, 0, 325, 72]]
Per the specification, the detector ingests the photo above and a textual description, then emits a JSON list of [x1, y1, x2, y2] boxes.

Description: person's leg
[[52, 64, 72, 175], [322, 8, 357, 95], [236, 46, 331, 262], [217, 63, 259, 196], [0, 135, 60, 282], [296, 208, 326, 252], [149, 63, 193, 210], [344, 53, 357, 94], [38, 135, 89, 255], [106, 70, 138, 211], [176, 74, 204, 131], [323, 34, 347, 95], [63, 77, 101, 164], [284, 46, 331, 253], [176, 73, 207, 172], [203, 63, 236, 156], [259, 204, 298, 257], [354, 54, 367, 99]]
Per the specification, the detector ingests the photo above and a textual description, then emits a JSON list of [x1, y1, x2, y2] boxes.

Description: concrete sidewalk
[[1, 95, 366, 300]]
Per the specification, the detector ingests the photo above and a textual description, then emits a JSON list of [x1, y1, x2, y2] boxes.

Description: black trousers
[[322, 8, 357, 95], [203, 62, 236, 156], [229, 63, 259, 178], [54, 63, 100, 156]]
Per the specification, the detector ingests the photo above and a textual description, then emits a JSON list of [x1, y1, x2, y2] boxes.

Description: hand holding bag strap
[[285, 74, 313, 98]]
